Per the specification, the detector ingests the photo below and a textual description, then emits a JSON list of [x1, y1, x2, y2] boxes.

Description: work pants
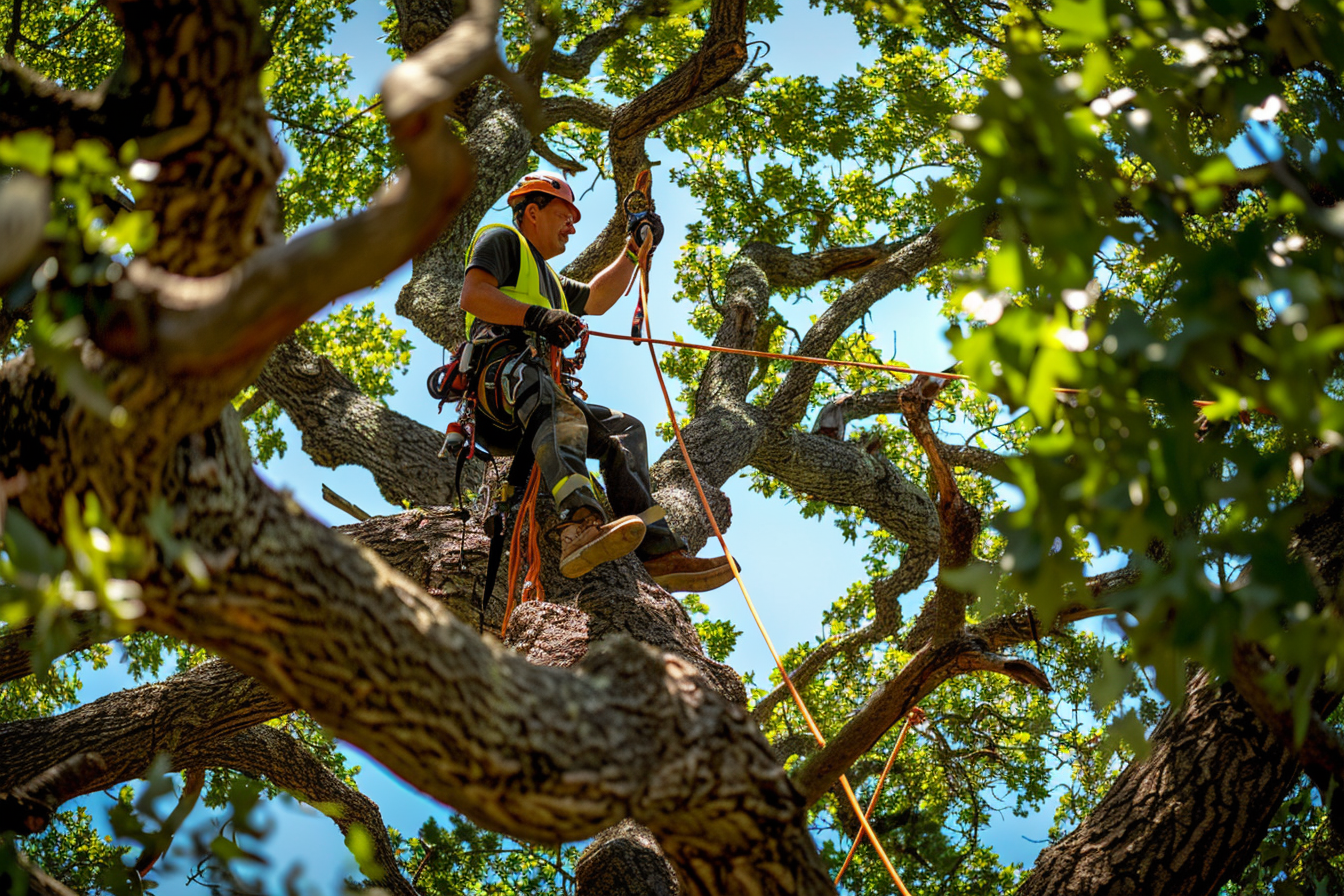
[[478, 351, 684, 560]]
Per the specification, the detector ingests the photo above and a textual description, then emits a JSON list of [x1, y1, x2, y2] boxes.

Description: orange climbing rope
[[834, 708, 924, 885], [586, 331, 1278, 415], [499, 347, 568, 638], [588, 329, 968, 382], [628, 231, 916, 896], [499, 464, 544, 637]]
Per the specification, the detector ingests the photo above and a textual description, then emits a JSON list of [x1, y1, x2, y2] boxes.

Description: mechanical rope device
[[623, 169, 658, 344]]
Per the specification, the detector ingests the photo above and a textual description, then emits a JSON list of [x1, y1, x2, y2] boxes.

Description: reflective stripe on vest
[[463, 223, 568, 333]]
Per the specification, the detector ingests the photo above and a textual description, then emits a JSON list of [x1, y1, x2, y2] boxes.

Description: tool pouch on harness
[[426, 341, 477, 411], [472, 337, 532, 433]]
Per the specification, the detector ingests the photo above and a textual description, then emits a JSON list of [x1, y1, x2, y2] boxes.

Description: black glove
[[523, 304, 583, 348], [626, 210, 664, 254]]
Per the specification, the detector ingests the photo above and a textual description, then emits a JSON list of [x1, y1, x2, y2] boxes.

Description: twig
[[322, 484, 371, 522], [6, 0, 23, 56], [411, 845, 437, 886]]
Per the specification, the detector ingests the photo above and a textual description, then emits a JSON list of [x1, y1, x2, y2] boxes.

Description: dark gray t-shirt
[[466, 228, 591, 328]]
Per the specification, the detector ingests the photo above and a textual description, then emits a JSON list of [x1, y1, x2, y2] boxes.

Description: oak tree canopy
[[3, 0, 1344, 893]]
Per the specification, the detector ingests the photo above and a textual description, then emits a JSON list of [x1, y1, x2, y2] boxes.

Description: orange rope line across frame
[[834, 710, 920, 885], [588, 329, 1281, 413], [627, 244, 916, 896], [588, 329, 969, 382]]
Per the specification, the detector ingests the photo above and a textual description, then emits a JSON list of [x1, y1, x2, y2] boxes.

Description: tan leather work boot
[[558, 511, 646, 578], [642, 550, 739, 593]]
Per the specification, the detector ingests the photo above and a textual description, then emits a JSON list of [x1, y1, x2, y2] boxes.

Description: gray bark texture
[[1015, 673, 1300, 896]]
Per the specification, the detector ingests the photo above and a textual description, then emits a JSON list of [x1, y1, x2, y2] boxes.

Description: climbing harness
[[621, 169, 916, 896], [428, 328, 580, 638]]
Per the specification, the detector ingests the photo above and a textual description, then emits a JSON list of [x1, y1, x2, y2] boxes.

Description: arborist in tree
[[456, 171, 737, 591]]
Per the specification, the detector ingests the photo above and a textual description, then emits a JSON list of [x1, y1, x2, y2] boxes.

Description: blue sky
[[56, 1, 1073, 890]]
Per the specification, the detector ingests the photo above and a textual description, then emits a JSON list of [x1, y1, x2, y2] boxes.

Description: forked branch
[[790, 636, 1051, 806], [98, 0, 510, 377]]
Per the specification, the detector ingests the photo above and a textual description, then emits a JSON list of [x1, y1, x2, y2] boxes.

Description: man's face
[[524, 199, 577, 260]]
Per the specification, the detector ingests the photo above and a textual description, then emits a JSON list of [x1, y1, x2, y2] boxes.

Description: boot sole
[[651, 562, 737, 593], [559, 518, 646, 578]]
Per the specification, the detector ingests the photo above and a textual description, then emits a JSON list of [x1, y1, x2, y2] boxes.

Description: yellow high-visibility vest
[[463, 223, 569, 333]]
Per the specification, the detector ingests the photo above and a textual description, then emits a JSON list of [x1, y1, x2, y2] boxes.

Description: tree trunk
[[1015, 672, 1299, 896]]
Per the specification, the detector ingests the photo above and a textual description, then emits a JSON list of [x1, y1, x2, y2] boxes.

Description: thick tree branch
[[791, 636, 1033, 806], [114, 421, 833, 893], [766, 230, 943, 427], [1016, 672, 1300, 895], [0, 660, 289, 798], [95, 0, 505, 377], [546, 0, 670, 81], [0, 848, 82, 896], [517, 0, 560, 86], [565, 0, 748, 280], [203, 727, 417, 896], [1231, 643, 1344, 820], [749, 428, 939, 548], [397, 83, 534, 348], [0, 610, 110, 687], [235, 388, 269, 418], [900, 377, 981, 646], [256, 339, 469, 508], [542, 95, 616, 129], [933, 437, 1010, 479], [696, 258, 771, 409], [740, 238, 909, 291], [1, 754, 107, 835], [0, 57, 108, 146]]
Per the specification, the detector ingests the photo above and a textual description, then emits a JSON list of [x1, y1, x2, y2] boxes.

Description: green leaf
[[1041, 0, 1109, 48]]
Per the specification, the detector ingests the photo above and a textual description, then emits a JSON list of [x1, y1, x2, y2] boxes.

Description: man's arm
[[582, 248, 639, 316], [460, 268, 532, 326], [462, 267, 584, 347]]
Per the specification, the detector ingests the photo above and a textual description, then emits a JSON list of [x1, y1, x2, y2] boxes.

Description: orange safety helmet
[[507, 170, 581, 222]]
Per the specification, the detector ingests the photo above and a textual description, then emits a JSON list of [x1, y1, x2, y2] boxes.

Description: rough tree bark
[[1015, 673, 1300, 896], [3, 0, 1335, 893]]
